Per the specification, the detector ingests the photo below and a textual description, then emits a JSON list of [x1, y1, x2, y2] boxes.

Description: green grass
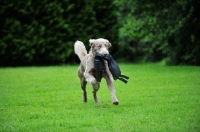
[[0, 64, 200, 132]]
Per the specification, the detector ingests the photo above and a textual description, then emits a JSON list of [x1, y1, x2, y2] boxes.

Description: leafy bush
[[114, 0, 200, 65], [0, 0, 199, 66], [0, 0, 119, 66]]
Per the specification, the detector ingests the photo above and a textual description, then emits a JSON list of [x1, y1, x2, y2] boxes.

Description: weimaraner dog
[[74, 38, 119, 105]]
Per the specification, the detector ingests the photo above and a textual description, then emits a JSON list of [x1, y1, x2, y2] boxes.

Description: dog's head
[[89, 38, 112, 56]]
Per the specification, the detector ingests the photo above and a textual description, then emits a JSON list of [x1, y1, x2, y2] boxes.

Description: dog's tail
[[74, 40, 87, 61]]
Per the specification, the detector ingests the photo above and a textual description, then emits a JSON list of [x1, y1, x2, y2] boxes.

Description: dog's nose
[[103, 53, 108, 56]]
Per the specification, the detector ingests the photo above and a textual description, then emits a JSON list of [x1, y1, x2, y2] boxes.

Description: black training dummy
[[94, 54, 105, 82], [94, 53, 129, 83]]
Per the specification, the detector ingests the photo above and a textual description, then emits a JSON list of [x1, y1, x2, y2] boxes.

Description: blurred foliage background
[[0, 0, 199, 66]]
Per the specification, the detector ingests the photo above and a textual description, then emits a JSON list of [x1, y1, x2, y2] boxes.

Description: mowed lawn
[[0, 64, 200, 132]]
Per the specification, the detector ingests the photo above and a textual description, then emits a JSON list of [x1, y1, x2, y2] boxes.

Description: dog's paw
[[113, 101, 119, 105], [85, 77, 96, 84], [91, 79, 98, 84]]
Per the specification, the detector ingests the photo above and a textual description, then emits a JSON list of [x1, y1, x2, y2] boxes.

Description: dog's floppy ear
[[89, 39, 95, 46], [106, 40, 112, 48]]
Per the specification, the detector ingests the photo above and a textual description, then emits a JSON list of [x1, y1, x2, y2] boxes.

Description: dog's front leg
[[92, 82, 100, 104], [84, 69, 100, 103], [84, 68, 100, 104], [105, 74, 119, 105], [84, 58, 97, 84], [104, 61, 119, 105], [84, 69, 96, 84], [84, 58, 100, 104]]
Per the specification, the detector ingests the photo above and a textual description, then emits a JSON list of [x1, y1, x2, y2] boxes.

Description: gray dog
[[74, 38, 119, 105]]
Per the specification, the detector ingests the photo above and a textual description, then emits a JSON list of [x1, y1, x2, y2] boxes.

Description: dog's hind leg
[[81, 78, 87, 102], [92, 82, 100, 104], [78, 66, 87, 103]]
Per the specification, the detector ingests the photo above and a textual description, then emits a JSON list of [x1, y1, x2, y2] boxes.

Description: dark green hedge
[[1, 0, 199, 66], [115, 0, 200, 65], [0, 0, 119, 66]]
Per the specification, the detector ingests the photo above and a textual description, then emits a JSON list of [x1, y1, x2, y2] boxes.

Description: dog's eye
[[98, 45, 102, 48]]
